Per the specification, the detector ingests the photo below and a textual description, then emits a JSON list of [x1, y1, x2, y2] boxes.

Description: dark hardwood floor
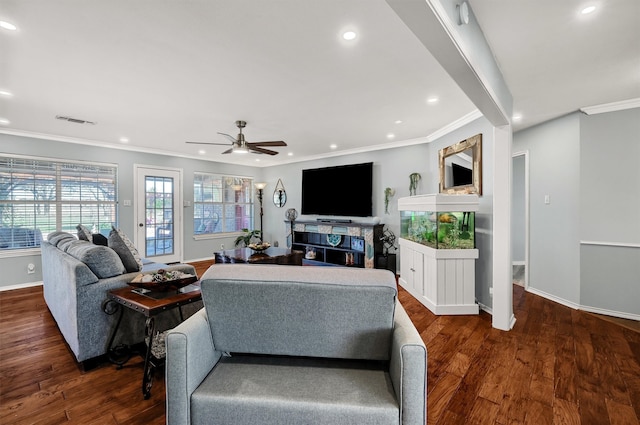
[[1, 261, 639, 424]]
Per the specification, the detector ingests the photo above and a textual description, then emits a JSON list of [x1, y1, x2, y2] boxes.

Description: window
[[194, 173, 254, 236], [0, 155, 117, 251]]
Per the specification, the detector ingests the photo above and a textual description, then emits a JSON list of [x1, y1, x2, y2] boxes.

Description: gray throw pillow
[[76, 224, 92, 241], [108, 226, 143, 272], [65, 240, 126, 279], [48, 232, 76, 247]]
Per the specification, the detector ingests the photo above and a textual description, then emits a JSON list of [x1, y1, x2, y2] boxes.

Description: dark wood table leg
[[142, 316, 156, 399]]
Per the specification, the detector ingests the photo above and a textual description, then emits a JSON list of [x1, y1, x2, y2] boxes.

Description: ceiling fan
[[186, 120, 287, 155]]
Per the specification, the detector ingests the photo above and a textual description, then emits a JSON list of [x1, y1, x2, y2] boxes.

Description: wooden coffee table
[[105, 283, 202, 399], [214, 247, 303, 265]]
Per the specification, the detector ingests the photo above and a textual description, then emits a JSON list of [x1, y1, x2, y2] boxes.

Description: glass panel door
[[135, 166, 182, 263]]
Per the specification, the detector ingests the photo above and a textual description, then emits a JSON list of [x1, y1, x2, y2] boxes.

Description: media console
[[286, 220, 383, 268]]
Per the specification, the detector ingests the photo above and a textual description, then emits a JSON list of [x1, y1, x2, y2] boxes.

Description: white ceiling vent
[[55, 115, 97, 125]]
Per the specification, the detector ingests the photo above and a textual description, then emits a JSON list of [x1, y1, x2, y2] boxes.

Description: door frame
[[133, 164, 184, 263], [512, 151, 529, 290]]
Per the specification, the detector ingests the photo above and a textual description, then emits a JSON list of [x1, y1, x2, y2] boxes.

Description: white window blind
[[0, 155, 118, 250], [193, 173, 254, 235]]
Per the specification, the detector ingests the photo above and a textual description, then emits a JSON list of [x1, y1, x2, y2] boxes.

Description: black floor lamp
[[255, 182, 267, 241]]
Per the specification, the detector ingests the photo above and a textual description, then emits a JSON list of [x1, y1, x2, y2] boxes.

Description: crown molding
[[580, 98, 640, 115]]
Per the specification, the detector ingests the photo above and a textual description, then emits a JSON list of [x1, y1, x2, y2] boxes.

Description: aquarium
[[400, 210, 475, 249]]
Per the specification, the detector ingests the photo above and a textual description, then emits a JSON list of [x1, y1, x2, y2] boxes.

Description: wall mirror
[[273, 178, 287, 207], [439, 133, 482, 195]]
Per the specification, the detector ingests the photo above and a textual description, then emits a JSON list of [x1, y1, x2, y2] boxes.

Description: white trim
[[478, 301, 492, 315], [512, 261, 525, 266], [579, 305, 640, 322], [0, 247, 41, 259], [0, 281, 43, 292], [526, 286, 580, 310], [580, 98, 640, 115], [580, 240, 640, 249]]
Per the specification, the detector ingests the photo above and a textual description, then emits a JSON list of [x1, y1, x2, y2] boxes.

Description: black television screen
[[301, 162, 373, 217], [452, 162, 473, 186]]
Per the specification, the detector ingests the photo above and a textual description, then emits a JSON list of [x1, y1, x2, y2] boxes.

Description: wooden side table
[[104, 283, 202, 399]]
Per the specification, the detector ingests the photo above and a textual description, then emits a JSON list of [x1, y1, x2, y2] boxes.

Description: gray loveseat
[[41, 231, 198, 365], [166, 264, 427, 425]]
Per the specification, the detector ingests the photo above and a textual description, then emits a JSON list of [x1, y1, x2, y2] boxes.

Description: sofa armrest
[[166, 308, 222, 425], [390, 302, 427, 425]]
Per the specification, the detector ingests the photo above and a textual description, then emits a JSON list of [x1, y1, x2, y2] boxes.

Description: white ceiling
[[0, 0, 638, 166]]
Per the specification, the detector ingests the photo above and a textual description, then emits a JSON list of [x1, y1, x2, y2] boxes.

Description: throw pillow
[[76, 224, 92, 241], [92, 233, 108, 246], [108, 226, 143, 272], [65, 240, 126, 279]]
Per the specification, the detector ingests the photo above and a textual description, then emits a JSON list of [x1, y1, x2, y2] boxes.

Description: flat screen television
[[301, 162, 373, 217], [451, 162, 473, 186]]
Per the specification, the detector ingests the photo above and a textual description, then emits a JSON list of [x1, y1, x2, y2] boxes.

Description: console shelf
[[287, 220, 383, 268]]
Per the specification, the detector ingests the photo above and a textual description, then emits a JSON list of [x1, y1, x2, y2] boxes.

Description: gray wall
[[261, 116, 495, 309], [513, 107, 640, 317], [0, 133, 262, 288], [512, 113, 582, 305], [2, 117, 495, 310], [511, 155, 526, 262], [579, 108, 640, 315]]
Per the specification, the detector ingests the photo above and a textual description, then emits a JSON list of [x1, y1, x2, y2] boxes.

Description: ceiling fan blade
[[186, 141, 230, 146], [221, 148, 234, 154], [217, 132, 237, 143], [248, 141, 287, 147], [249, 146, 279, 155]]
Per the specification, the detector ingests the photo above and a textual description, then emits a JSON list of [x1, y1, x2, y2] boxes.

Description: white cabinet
[[399, 243, 423, 294], [398, 194, 479, 315]]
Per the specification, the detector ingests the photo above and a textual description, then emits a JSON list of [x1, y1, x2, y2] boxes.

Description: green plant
[[234, 228, 262, 247]]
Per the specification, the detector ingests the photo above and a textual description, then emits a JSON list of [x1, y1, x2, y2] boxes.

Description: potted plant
[[234, 228, 262, 247]]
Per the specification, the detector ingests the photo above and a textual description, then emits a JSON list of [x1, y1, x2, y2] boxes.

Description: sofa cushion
[[48, 231, 76, 247], [191, 354, 399, 425], [65, 240, 126, 279], [108, 226, 143, 272], [200, 264, 397, 360]]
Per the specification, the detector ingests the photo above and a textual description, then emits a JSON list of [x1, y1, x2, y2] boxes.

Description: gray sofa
[[166, 264, 427, 425], [41, 231, 198, 365]]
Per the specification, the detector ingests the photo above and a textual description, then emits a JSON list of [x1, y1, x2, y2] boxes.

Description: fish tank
[[398, 194, 478, 250]]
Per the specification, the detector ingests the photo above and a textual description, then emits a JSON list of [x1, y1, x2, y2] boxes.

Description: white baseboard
[[526, 286, 639, 322], [579, 305, 640, 322], [526, 287, 580, 310], [0, 281, 43, 292]]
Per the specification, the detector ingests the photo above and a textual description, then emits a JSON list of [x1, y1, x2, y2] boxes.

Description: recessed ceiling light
[[386, 133, 395, 140], [0, 21, 17, 31], [0, 90, 13, 97], [512, 113, 523, 122], [255, 158, 261, 162], [394, 120, 403, 124], [0, 118, 10, 125], [330, 144, 337, 149], [119, 137, 129, 143], [198, 149, 206, 155], [427, 96, 439, 104], [581, 5, 596, 14], [287, 152, 293, 156], [342, 31, 357, 41]]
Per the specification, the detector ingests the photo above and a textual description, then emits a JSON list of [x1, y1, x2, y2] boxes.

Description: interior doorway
[[511, 152, 529, 289], [134, 165, 183, 264]]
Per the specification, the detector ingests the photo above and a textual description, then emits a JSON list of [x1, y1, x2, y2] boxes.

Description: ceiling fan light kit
[[186, 120, 287, 156]]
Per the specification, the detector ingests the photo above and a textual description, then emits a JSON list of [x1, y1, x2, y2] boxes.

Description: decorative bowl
[[248, 242, 271, 252], [129, 270, 197, 292]]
